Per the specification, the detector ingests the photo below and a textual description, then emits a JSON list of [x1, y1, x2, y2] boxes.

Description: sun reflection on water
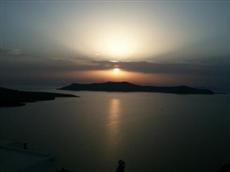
[[107, 98, 121, 151], [108, 98, 120, 128]]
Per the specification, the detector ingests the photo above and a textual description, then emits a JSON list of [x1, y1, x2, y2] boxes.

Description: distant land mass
[[59, 81, 214, 95], [0, 87, 77, 107]]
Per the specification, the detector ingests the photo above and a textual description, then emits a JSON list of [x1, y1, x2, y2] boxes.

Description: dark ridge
[[0, 87, 77, 107], [59, 81, 214, 95]]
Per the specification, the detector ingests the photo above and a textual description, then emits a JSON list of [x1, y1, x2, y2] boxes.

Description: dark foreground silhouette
[[116, 160, 125, 172], [60, 81, 214, 94], [219, 163, 230, 172], [0, 87, 77, 107]]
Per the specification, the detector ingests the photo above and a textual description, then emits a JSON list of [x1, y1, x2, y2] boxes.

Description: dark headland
[[59, 81, 214, 95], [0, 87, 77, 107]]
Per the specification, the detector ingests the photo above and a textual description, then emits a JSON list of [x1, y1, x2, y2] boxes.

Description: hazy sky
[[0, 0, 229, 91]]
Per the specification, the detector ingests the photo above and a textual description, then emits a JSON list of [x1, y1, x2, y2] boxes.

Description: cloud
[[0, 48, 23, 56], [0, 49, 229, 77], [92, 60, 230, 76], [0, 48, 229, 91]]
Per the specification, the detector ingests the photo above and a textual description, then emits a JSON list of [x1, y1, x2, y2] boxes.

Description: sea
[[0, 91, 229, 172]]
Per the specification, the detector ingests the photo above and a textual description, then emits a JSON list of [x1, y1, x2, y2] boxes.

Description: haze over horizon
[[0, 0, 229, 91]]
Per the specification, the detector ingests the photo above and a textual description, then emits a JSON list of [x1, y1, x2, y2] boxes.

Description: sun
[[112, 67, 121, 74]]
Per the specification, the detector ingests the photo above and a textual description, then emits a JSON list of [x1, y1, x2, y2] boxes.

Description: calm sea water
[[0, 91, 229, 172]]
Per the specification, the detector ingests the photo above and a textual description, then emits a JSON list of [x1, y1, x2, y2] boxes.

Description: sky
[[0, 0, 229, 91]]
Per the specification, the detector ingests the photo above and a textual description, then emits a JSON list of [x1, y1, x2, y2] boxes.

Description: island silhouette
[[0, 82, 214, 107], [59, 81, 214, 94], [0, 87, 77, 107]]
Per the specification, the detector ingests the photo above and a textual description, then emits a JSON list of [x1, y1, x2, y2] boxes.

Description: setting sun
[[112, 68, 121, 74]]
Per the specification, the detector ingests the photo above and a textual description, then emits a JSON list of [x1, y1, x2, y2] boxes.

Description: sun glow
[[112, 67, 121, 74], [68, 69, 168, 84], [81, 25, 143, 60], [101, 35, 134, 58]]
